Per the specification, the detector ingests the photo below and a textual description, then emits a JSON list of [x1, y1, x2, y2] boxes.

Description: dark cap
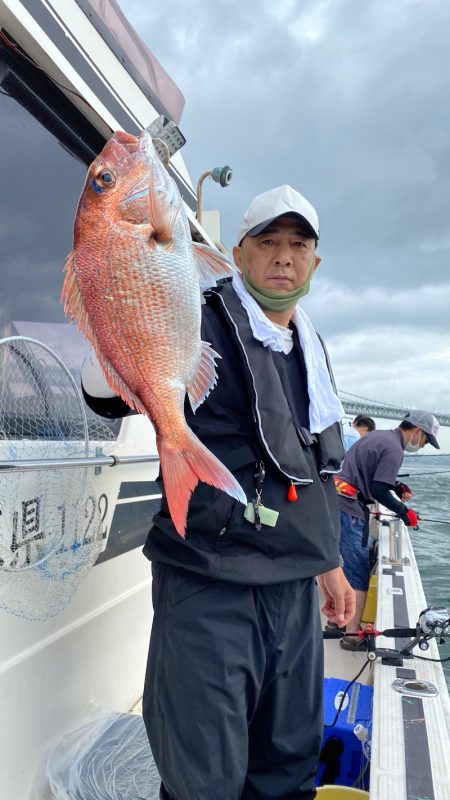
[[402, 410, 440, 449]]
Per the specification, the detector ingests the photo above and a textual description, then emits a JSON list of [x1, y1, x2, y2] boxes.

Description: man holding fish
[[74, 132, 354, 800]]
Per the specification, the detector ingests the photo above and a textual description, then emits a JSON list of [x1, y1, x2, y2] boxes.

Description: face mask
[[404, 432, 421, 453]]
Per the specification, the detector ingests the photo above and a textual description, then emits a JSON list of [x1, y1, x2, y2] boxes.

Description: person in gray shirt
[[336, 410, 440, 650]]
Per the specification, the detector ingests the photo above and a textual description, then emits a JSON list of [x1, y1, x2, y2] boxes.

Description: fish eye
[[94, 168, 116, 189]]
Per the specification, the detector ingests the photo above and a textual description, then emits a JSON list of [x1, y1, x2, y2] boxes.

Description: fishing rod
[[322, 611, 450, 731], [371, 510, 450, 526], [398, 469, 450, 477], [323, 607, 450, 664]]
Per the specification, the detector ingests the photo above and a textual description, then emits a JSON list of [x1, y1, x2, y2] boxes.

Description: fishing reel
[[366, 606, 450, 664], [323, 606, 450, 665], [415, 607, 450, 648]]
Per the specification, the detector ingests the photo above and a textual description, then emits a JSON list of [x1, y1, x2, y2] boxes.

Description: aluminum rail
[[0, 454, 160, 472]]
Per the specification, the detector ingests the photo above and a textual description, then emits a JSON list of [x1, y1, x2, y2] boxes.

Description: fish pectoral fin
[[187, 341, 221, 412], [85, 343, 147, 416], [61, 251, 83, 319], [61, 253, 147, 416], [192, 242, 236, 289], [61, 252, 98, 343]]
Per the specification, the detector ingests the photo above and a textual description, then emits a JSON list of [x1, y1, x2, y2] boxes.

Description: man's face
[[411, 428, 428, 449], [233, 216, 319, 293]]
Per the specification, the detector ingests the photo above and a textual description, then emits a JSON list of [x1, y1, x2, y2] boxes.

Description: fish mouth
[[112, 130, 153, 157], [112, 130, 140, 153]]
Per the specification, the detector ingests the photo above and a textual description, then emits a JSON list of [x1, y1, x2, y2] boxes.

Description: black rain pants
[[143, 563, 322, 800]]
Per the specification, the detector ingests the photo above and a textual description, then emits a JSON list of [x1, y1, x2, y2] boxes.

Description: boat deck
[[370, 518, 450, 800]]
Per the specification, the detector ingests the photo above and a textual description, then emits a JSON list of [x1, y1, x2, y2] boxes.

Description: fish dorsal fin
[[187, 341, 221, 412], [148, 162, 179, 245], [192, 242, 236, 289], [61, 252, 147, 415]]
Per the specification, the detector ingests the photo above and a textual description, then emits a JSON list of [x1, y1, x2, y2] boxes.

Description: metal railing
[[0, 454, 160, 472]]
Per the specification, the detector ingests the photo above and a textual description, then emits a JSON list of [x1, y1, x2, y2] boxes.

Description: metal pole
[[0, 454, 160, 472], [388, 518, 403, 563], [196, 170, 212, 225]]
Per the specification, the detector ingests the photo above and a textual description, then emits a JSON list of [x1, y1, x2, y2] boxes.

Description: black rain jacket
[[143, 281, 344, 584]]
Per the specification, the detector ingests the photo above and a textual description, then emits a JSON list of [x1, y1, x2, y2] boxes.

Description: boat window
[[0, 35, 120, 439]]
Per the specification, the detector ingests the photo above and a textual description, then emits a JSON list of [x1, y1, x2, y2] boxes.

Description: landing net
[[0, 337, 107, 620]]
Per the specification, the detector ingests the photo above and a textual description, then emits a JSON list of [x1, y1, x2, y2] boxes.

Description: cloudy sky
[[120, 0, 450, 417]]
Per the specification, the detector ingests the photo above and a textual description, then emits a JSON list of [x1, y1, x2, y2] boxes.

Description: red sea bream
[[62, 130, 246, 536]]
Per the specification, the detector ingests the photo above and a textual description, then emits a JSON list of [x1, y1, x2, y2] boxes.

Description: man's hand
[[317, 567, 355, 628], [404, 508, 419, 527], [394, 481, 413, 502], [81, 347, 115, 399]]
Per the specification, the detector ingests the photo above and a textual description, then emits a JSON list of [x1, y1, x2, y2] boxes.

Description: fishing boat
[[321, 507, 450, 798], [0, 2, 449, 799]]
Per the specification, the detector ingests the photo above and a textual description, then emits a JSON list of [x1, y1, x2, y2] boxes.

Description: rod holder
[[388, 518, 403, 563]]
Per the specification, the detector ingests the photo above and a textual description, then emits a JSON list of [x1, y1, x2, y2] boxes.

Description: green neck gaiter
[[240, 247, 316, 313]]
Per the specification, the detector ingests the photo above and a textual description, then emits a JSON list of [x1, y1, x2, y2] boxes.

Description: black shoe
[[325, 621, 346, 633]]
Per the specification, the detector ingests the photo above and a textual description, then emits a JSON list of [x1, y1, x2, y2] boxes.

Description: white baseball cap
[[237, 184, 320, 244]]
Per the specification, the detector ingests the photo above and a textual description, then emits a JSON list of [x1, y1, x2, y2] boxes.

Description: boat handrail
[[0, 454, 159, 472]]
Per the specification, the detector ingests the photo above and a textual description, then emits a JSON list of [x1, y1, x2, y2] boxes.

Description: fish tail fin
[[159, 431, 247, 538]]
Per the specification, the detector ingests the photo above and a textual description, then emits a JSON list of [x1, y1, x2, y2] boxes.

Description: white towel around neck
[[232, 273, 344, 434]]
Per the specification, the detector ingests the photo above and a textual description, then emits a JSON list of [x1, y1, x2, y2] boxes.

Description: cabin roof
[[76, 0, 185, 123]]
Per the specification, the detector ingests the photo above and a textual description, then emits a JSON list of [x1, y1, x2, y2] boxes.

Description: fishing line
[[323, 658, 371, 729], [411, 653, 450, 663], [370, 510, 450, 526], [398, 469, 450, 477], [352, 760, 370, 789], [0, 30, 95, 111]]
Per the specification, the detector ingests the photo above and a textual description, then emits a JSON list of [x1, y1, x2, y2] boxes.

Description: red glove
[[404, 508, 419, 527], [394, 481, 413, 501]]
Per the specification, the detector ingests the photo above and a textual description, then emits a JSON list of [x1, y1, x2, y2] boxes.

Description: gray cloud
[[119, 0, 450, 409], [302, 279, 450, 338], [119, 0, 450, 275]]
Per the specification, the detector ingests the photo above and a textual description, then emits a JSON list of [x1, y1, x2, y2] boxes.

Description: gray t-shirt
[[338, 428, 404, 520]]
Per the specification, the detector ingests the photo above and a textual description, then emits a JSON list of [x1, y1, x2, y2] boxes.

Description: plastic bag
[[45, 704, 160, 799]]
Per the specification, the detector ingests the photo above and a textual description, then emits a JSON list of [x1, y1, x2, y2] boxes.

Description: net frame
[[0, 336, 105, 619]]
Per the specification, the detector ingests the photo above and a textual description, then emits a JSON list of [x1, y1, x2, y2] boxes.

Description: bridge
[[339, 391, 450, 427]]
